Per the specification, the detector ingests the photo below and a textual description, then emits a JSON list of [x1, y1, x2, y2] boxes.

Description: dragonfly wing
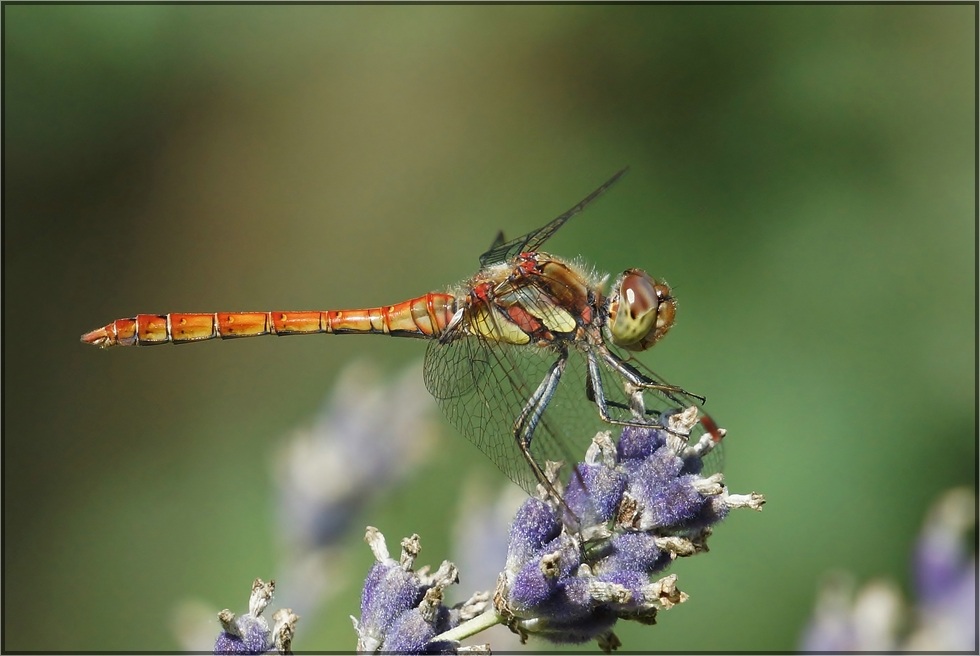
[[486, 229, 506, 254], [423, 334, 698, 496], [478, 167, 630, 267], [424, 336, 604, 495]]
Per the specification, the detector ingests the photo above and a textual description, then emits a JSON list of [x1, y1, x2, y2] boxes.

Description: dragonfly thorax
[[461, 254, 597, 347], [606, 269, 676, 352]]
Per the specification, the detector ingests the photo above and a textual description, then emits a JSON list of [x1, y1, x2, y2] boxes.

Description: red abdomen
[[80, 293, 458, 348]]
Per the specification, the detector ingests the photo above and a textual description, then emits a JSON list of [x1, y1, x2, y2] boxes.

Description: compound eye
[[608, 270, 676, 351]]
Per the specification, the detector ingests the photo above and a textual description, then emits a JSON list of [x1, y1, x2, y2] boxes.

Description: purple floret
[[564, 463, 628, 524], [380, 609, 438, 653], [617, 425, 667, 462], [540, 608, 620, 645], [510, 559, 560, 609], [359, 563, 426, 640], [506, 497, 562, 563], [627, 448, 707, 529], [596, 532, 669, 576], [510, 533, 583, 610], [213, 616, 269, 655]]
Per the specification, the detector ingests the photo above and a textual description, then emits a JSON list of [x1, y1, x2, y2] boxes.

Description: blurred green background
[[4, 5, 975, 652]]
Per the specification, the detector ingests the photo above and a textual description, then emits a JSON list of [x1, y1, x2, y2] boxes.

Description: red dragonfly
[[82, 169, 723, 505]]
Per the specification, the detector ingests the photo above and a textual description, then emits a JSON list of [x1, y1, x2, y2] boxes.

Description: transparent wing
[[485, 229, 506, 254], [478, 168, 629, 267], [423, 331, 716, 496], [424, 335, 588, 495]]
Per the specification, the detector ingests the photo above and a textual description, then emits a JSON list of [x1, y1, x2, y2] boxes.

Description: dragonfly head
[[606, 269, 676, 351]]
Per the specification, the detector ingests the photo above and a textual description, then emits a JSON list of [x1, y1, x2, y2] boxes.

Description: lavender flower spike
[[356, 408, 764, 652], [494, 411, 763, 651], [213, 578, 299, 655], [354, 527, 492, 654]]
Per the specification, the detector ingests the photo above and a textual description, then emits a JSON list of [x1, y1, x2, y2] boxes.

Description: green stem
[[433, 609, 504, 644]]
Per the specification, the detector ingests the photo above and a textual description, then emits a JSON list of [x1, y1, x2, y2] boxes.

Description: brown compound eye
[[607, 269, 676, 351]]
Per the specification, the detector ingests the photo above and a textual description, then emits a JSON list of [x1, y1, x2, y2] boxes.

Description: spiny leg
[[598, 348, 706, 406], [511, 348, 585, 522], [513, 349, 567, 488], [585, 355, 656, 420], [585, 348, 699, 457], [586, 348, 656, 426]]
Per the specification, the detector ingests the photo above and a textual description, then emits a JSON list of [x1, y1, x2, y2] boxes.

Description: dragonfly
[[82, 169, 724, 512]]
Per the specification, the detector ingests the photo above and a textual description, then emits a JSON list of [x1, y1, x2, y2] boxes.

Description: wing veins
[[479, 168, 629, 267], [476, 306, 585, 491]]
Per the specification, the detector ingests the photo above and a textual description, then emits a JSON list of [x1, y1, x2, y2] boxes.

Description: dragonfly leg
[[586, 348, 651, 425], [514, 350, 566, 456], [512, 349, 572, 500], [586, 348, 699, 442], [598, 349, 706, 406]]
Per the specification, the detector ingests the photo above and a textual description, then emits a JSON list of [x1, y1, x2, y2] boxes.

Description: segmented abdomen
[[81, 293, 458, 348]]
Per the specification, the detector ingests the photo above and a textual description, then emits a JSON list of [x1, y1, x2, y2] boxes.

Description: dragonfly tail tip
[[80, 327, 112, 348]]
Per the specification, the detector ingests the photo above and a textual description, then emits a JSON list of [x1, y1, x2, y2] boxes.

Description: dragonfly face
[[606, 269, 676, 352]]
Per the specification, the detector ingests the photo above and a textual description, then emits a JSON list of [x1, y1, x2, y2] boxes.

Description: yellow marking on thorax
[[502, 283, 578, 334], [468, 304, 530, 345], [531, 305, 577, 334]]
